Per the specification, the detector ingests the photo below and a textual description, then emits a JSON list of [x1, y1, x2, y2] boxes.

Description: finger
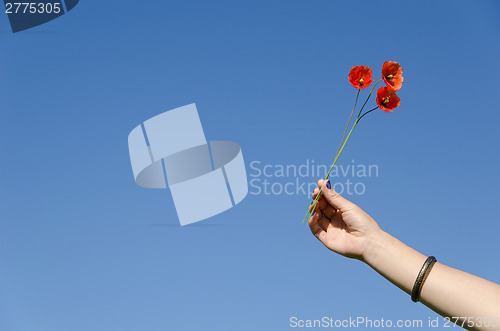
[[315, 192, 332, 210], [308, 211, 321, 233], [308, 212, 327, 242], [312, 187, 320, 199], [318, 214, 331, 232], [318, 197, 337, 219], [313, 186, 337, 219], [308, 199, 320, 213], [317, 179, 325, 190], [321, 179, 357, 212], [313, 182, 334, 212], [315, 179, 336, 210], [309, 195, 336, 221], [308, 201, 314, 213]]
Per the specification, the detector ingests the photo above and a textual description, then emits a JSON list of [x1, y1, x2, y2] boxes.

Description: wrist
[[361, 228, 428, 295], [361, 228, 393, 266]]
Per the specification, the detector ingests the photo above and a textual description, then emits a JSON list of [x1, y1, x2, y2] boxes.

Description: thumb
[[321, 179, 356, 211]]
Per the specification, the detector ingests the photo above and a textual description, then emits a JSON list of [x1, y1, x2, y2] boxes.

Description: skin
[[308, 179, 500, 331]]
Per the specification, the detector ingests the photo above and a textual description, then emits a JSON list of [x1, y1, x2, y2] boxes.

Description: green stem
[[335, 89, 360, 158], [303, 105, 378, 223], [303, 119, 359, 223], [302, 90, 359, 223], [356, 79, 382, 119], [358, 106, 379, 122]]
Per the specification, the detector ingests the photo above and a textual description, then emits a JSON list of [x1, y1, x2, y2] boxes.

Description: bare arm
[[308, 179, 500, 330]]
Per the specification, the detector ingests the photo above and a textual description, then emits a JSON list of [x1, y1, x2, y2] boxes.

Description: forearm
[[363, 230, 500, 330]]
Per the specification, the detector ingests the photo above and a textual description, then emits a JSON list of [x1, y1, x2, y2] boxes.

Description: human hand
[[308, 179, 382, 261]]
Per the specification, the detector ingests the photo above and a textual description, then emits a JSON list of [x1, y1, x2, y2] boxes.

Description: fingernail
[[326, 180, 331, 190], [312, 211, 316, 217]]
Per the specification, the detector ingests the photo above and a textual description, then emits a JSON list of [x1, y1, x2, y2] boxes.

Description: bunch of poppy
[[349, 60, 404, 111], [303, 61, 404, 223]]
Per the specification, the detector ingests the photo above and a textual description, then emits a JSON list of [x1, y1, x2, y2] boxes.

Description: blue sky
[[1, 1, 499, 330]]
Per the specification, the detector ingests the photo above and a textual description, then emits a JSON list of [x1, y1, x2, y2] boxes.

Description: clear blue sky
[[1, 1, 499, 330]]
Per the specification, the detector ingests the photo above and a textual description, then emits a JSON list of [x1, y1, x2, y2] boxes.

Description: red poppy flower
[[381, 61, 403, 92], [348, 66, 374, 89], [376, 86, 400, 112]]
